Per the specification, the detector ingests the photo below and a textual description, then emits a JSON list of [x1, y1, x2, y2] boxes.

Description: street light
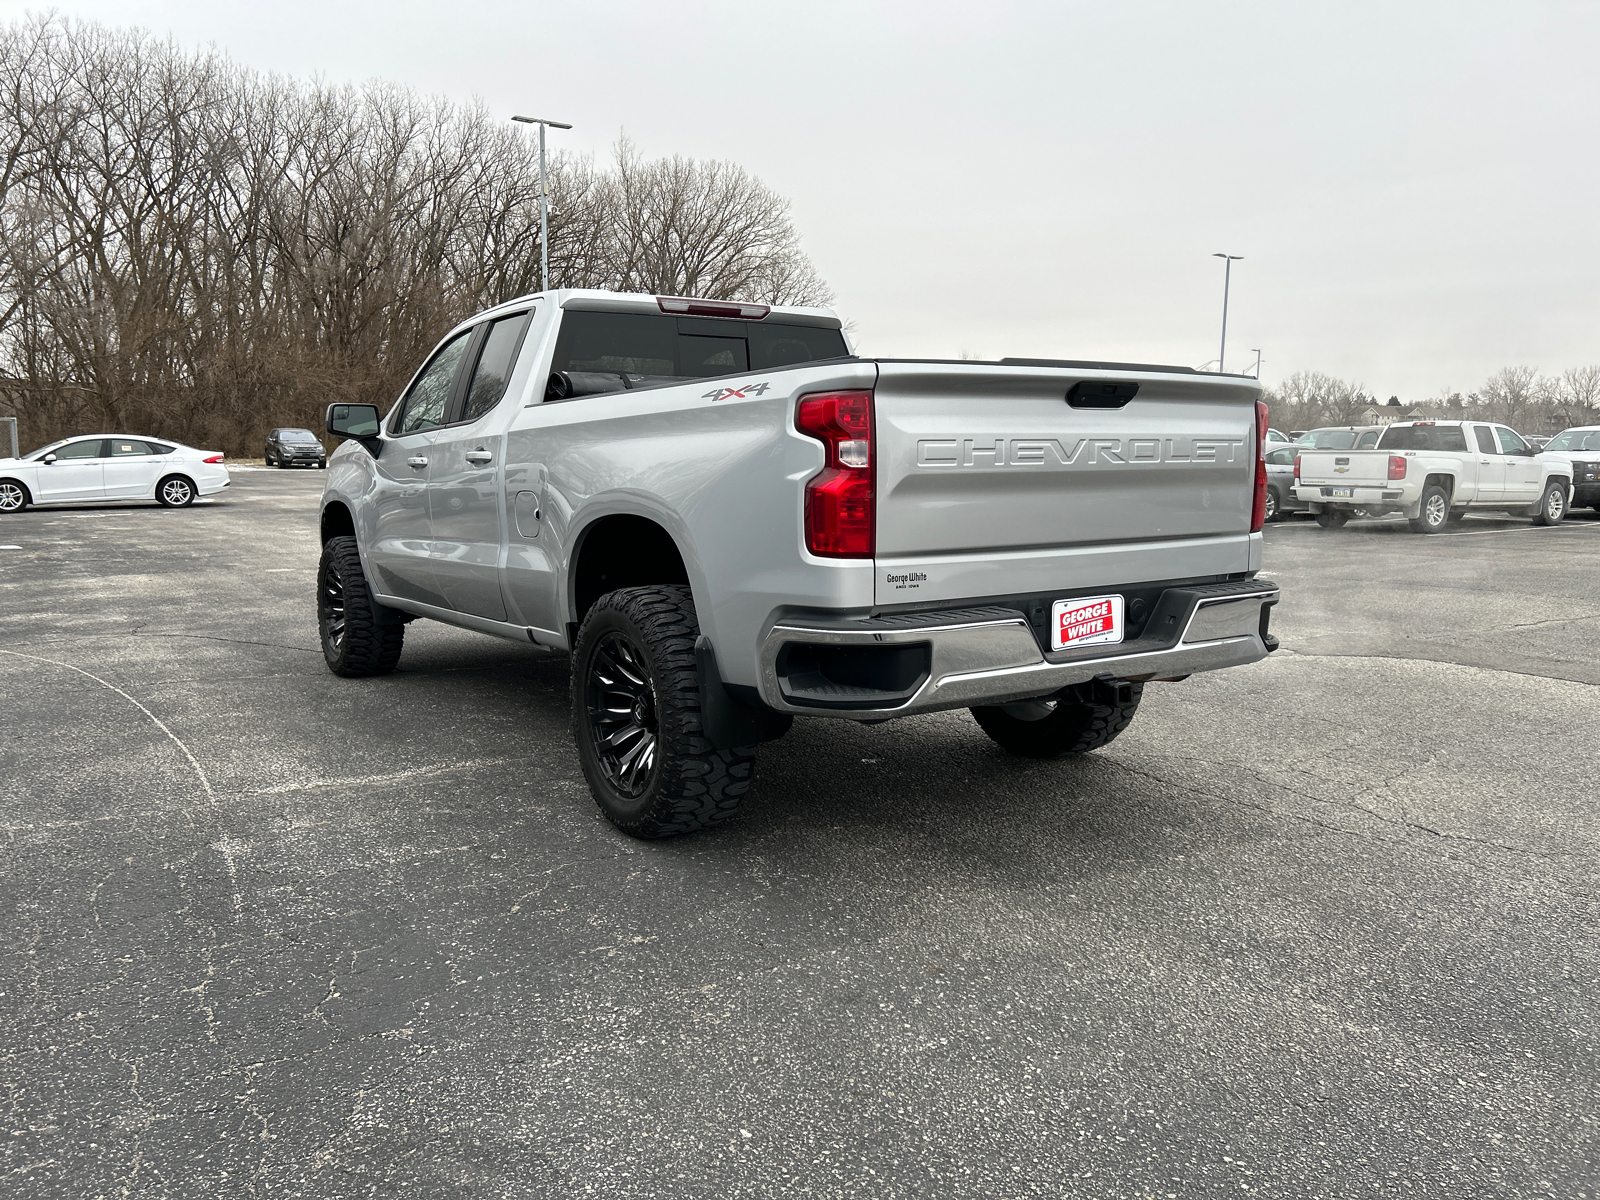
[[1212, 252, 1242, 373], [1249, 348, 1262, 379], [512, 115, 573, 293]]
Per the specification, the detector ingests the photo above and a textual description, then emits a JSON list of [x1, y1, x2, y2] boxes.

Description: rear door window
[[109, 440, 155, 456], [1265, 448, 1296, 465], [459, 312, 535, 423], [1473, 426, 1497, 454]]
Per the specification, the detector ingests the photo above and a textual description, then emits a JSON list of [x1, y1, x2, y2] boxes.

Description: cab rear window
[[1378, 425, 1468, 452], [552, 312, 848, 382]]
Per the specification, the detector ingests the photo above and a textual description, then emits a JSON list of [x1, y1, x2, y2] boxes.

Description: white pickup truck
[[1294, 419, 1571, 532], [316, 289, 1281, 837]]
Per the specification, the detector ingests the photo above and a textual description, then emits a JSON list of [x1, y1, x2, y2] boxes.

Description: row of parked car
[[1261, 422, 1600, 532]]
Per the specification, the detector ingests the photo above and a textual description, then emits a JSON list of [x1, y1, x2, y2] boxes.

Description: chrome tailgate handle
[[464, 450, 494, 464]]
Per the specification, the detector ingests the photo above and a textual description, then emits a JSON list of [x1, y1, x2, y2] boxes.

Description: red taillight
[[1293, 455, 1301, 481], [1250, 400, 1269, 532], [203, 454, 224, 464], [1388, 455, 1407, 480], [797, 390, 873, 557]]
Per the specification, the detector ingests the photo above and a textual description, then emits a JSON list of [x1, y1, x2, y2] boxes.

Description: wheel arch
[[155, 471, 197, 498], [0, 476, 31, 503], [567, 510, 700, 635], [321, 499, 356, 544], [1423, 472, 1456, 498]]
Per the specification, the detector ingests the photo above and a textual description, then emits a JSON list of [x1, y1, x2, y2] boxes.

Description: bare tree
[[0, 17, 835, 455]]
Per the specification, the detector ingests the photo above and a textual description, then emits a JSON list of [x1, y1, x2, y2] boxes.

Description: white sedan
[[0, 434, 230, 513]]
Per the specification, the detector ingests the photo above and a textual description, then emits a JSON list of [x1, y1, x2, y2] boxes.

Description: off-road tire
[[1532, 480, 1567, 526], [0, 479, 29, 513], [971, 681, 1144, 758], [1264, 487, 1281, 522], [156, 475, 196, 507], [571, 585, 756, 838], [1315, 509, 1349, 530], [1409, 484, 1450, 533], [318, 535, 404, 677]]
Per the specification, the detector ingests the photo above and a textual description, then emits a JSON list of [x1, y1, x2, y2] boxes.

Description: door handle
[[464, 450, 494, 464], [407, 456, 429, 468]]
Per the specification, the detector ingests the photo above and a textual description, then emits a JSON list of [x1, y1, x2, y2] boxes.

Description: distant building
[[1358, 404, 1424, 426]]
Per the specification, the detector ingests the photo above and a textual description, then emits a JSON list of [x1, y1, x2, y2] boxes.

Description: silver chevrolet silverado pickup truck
[[317, 290, 1280, 837]]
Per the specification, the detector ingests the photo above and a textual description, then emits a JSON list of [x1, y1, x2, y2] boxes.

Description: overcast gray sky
[[8, 0, 1598, 397]]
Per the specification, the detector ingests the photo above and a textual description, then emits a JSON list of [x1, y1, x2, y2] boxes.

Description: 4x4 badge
[[703, 381, 772, 402]]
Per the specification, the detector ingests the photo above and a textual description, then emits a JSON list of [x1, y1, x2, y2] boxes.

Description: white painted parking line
[[0, 545, 21, 550]]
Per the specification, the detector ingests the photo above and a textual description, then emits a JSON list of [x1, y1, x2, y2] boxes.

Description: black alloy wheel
[[971, 679, 1145, 758], [570, 585, 756, 838], [321, 559, 347, 652], [585, 632, 659, 798], [317, 535, 404, 676]]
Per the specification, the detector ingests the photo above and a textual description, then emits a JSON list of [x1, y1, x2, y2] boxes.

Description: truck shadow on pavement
[[367, 624, 1248, 890]]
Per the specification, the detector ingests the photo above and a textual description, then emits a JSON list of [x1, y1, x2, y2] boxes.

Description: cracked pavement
[[1, 471, 1597, 1198]]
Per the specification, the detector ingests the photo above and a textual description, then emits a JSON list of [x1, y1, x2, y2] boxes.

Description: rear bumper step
[[758, 581, 1280, 718]]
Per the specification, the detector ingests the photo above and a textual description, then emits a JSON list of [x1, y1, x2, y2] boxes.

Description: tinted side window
[[148, 442, 175, 454], [1473, 426, 1496, 454], [55, 439, 105, 459], [394, 331, 473, 435], [1495, 427, 1529, 454], [109, 440, 154, 456], [1355, 430, 1380, 448], [1266, 448, 1296, 465], [461, 313, 534, 423]]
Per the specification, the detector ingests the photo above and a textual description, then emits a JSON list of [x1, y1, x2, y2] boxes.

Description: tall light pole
[[512, 115, 572, 293], [1212, 252, 1242, 373], [1249, 348, 1262, 378]]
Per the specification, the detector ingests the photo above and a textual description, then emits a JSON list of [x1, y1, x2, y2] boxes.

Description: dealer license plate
[[1330, 487, 1353, 498], [1051, 594, 1125, 651]]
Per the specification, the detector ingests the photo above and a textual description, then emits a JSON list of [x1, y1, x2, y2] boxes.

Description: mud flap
[[695, 637, 793, 750]]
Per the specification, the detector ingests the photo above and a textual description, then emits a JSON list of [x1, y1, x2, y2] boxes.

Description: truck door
[[1495, 426, 1541, 501], [367, 329, 476, 607], [1471, 425, 1506, 501], [426, 309, 536, 622]]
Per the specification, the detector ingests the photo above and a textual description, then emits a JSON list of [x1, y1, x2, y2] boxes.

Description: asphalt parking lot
[[3, 469, 1598, 1199]]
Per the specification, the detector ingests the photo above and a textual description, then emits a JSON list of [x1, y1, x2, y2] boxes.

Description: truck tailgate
[[1296, 450, 1390, 485], [871, 362, 1261, 606]]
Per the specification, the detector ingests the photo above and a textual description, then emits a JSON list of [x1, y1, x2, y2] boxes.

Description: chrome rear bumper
[[756, 580, 1279, 719]]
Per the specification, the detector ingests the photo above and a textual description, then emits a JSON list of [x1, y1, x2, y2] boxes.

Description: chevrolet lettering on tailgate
[[916, 436, 1247, 467]]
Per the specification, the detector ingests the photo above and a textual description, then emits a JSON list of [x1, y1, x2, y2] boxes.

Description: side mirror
[[326, 403, 381, 439], [42, 453, 56, 464]]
